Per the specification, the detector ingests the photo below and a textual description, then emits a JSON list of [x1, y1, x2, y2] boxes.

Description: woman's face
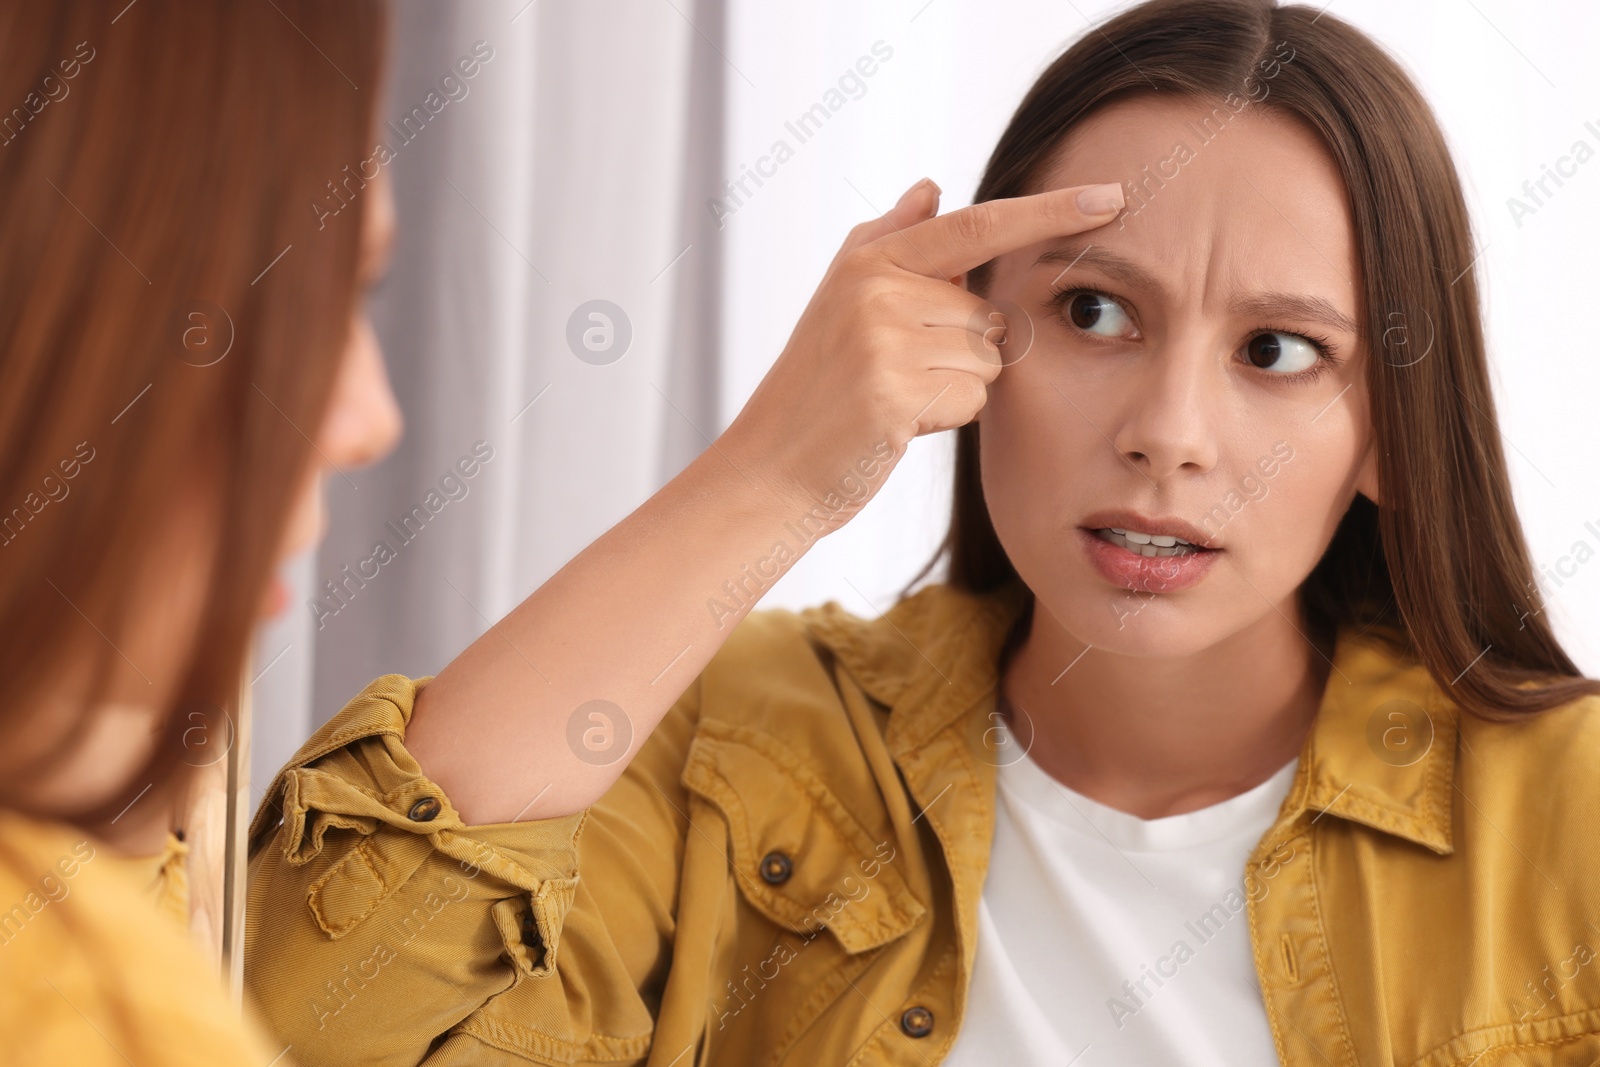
[[265, 168, 404, 615], [973, 94, 1379, 657]]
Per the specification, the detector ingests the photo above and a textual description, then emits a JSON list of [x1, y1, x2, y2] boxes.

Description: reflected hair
[[0, 1, 386, 826]]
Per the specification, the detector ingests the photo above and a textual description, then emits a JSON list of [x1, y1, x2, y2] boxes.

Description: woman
[[242, 2, 1600, 1067], [0, 2, 406, 1062], [0, 0, 1116, 1062], [0, 2, 393, 1063]]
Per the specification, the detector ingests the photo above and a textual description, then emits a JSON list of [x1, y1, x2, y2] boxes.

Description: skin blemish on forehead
[[1021, 94, 1363, 327]]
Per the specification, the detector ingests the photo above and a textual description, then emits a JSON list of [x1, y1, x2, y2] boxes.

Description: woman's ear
[[1354, 432, 1381, 506]]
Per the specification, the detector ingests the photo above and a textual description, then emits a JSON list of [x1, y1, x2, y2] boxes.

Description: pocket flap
[[307, 829, 435, 939], [681, 718, 924, 954]]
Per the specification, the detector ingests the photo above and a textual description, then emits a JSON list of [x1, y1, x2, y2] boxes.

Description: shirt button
[[900, 1005, 935, 1038], [759, 850, 793, 885], [407, 796, 442, 822]]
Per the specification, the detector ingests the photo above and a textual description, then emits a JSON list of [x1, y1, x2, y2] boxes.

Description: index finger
[[869, 182, 1126, 280]]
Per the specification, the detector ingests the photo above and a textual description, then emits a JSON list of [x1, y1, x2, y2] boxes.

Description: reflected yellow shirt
[[0, 810, 284, 1065], [244, 580, 1600, 1065]]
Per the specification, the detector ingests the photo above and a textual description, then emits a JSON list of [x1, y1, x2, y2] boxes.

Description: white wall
[[720, 0, 1600, 671]]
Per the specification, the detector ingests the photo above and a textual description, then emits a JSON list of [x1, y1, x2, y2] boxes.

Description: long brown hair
[[910, 0, 1600, 722], [0, 1, 386, 827]]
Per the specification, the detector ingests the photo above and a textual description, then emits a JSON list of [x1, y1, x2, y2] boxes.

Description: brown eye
[[1246, 333, 1281, 367], [1245, 331, 1319, 374], [1060, 290, 1134, 338], [1069, 292, 1103, 329]]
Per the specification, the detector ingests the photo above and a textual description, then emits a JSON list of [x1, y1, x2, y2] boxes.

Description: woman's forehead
[[1022, 94, 1360, 312]]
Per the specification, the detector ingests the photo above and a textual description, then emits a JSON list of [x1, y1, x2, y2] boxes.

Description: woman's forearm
[[401, 179, 1123, 826], [403, 445, 831, 825]]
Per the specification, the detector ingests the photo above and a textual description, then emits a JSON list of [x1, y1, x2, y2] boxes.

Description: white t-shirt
[[943, 717, 1298, 1066]]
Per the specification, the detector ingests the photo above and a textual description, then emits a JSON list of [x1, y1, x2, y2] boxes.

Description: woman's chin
[[1037, 582, 1228, 659]]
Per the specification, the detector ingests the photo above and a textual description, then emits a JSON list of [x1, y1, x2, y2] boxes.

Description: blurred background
[[251, 0, 1600, 800]]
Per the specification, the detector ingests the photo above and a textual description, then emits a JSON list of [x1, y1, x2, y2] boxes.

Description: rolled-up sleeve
[[244, 674, 590, 1067]]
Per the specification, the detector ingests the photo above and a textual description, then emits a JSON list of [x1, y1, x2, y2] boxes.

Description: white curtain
[[251, 0, 727, 796]]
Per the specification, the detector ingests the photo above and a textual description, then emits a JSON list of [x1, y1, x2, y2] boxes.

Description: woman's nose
[[1109, 342, 1219, 480], [319, 313, 404, 472]]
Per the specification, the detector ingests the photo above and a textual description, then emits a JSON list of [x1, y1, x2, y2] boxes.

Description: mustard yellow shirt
[[0, 810, 284, 1065], [244, 580, 1600, 1065]]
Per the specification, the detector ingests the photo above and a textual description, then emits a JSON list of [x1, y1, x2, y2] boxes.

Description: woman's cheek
[[1225, 446, 1330, 596]]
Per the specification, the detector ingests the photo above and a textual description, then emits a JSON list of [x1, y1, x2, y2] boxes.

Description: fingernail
[[898, 177, 939, 206], [1075, 182, 1125, 215]]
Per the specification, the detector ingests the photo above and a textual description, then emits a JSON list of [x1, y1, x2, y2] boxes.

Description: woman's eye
[[1244, 331, 1319, 374], [1063, 291, 1136, 339]]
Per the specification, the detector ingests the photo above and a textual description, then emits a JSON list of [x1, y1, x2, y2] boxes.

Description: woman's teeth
[[1094, 527, 1202, 557]]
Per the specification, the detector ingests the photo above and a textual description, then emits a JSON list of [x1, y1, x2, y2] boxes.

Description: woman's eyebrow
[[1035, 242, 1161, 294], [1034, 242, 1359, 335], [1229, 293, 1359, 335]]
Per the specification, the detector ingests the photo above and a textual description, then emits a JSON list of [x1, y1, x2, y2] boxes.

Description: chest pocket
[[680, 717, 926, 954]]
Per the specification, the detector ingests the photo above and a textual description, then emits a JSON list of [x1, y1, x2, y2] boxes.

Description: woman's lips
[[1078, 526, 1221, 592]]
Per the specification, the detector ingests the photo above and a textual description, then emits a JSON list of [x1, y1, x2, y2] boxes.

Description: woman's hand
[[720, 178, 1128, 531], [406, 177, 1126, 825]]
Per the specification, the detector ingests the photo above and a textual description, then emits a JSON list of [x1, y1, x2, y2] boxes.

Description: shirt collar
[[802, 579, 1457, 856]]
